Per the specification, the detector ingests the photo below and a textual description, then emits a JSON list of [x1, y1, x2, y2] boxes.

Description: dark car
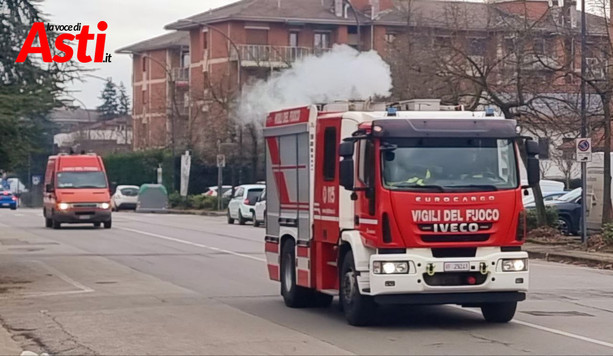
[[526, 188, 581, 236], [0, 191, 18, 210]]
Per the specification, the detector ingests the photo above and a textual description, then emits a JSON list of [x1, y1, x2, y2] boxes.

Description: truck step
[[326, 261, 337, 267], [319, 289, 339, 296]]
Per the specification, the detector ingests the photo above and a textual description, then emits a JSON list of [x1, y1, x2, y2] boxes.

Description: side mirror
[[339, 158, 355, 190], [339, 141, 354, 157], [45, 184, 54, 193], [527, 157, 540, 187], [526, 140, 540, 157]]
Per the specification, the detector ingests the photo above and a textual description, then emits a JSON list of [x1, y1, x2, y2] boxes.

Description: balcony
[[171, 67, 189, 84], [231, 45, 330, 67]]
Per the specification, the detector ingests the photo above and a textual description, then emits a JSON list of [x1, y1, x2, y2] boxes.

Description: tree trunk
[[602, 98, 612, 224]]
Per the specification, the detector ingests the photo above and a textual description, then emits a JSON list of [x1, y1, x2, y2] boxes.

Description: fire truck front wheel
[[481, 302, 517, 323], [281, 240, 312, 308], [340, 251, 375, 326]]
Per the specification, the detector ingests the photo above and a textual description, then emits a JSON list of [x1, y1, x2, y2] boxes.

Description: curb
[[525, 249, 613, 269]]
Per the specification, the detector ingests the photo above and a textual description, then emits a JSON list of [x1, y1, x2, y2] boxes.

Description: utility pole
[[580, 0, 588, 244]]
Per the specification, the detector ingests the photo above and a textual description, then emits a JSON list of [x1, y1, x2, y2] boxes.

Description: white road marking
[[119, 227, 266, 262], [457, 306, 613, 349]]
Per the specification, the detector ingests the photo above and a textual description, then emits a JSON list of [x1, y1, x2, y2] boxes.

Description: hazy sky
[[39, 0, 236, 110]]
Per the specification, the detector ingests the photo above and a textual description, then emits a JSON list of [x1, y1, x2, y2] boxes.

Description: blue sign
[[32, 175, 42, 186]]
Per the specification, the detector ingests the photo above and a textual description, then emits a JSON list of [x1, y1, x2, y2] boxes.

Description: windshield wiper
[[390, 183, 447, 192], [447, 184, 499, 191]]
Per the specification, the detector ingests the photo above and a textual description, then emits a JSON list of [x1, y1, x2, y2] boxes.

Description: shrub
[[602, 223, 613, 245], [526, 206, 558, 231]]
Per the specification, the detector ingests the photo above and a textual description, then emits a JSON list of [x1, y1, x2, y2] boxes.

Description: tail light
[[11, 197, 17, 201], [516, 210, 526, 241]]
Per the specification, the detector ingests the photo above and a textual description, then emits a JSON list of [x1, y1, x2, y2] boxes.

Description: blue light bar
[[387, 107, 397, 116]]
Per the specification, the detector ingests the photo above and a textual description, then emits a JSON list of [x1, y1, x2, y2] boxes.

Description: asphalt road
[[0, 208, 612, 355]]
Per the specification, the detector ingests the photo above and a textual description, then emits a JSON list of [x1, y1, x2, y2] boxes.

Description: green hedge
[[168, 192, 230, 210], [103, 149, 174, 192], [526, 206, 559, 231]]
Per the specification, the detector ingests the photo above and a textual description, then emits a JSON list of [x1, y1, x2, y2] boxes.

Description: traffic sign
[[575, 138, 592, 162], [217, 154, 226, 168], [32, 175, 41, 186]]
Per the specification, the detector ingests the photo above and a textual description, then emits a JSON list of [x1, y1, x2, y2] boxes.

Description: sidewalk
[[524, 241, 613, 269]]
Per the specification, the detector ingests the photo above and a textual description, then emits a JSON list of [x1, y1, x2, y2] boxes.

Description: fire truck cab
[[263, 100, 540, 326]]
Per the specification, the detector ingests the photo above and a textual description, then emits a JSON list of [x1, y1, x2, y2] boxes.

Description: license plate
[[1, 203, 8, 207], [78, 215, 91, 220], [444, 262, 470, 272]]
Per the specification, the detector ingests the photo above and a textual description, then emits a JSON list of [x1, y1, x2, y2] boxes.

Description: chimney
[[334, 0, 343, 17]]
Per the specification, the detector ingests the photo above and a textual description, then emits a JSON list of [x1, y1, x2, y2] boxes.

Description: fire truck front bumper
[[363, 247, 529, 302]]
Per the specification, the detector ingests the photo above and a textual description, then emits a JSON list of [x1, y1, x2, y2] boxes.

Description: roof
[[116, 31, 189, 54], [49, 107, 100, 124], [165, 0, 370, 29]]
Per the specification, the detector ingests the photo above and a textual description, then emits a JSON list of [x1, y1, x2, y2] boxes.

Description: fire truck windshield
[[381, 138, 518, 192]]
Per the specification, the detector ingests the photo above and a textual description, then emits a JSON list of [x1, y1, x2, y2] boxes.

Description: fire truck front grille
[[423, 272, 488, 286], [421, 234, 490, 243]]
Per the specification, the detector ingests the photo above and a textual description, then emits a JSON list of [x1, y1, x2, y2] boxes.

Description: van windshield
[[57, 172, 107, 189]]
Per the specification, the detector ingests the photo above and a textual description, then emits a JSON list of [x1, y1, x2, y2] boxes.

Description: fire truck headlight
[[501, 259, 527, 272], [373, 261, 409, 274], [58, 203, 70, 210]]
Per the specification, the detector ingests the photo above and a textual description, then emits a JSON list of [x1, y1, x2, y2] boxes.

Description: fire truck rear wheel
[[340, 251, 375, 326], [281, 239, 311, 308], [480, 302, 517, 323]]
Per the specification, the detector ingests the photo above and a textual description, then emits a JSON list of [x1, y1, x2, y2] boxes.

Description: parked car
[[227, 184, 264, 225], [522, 191, 566, 207], [203, 185, 232, 197], [0, 191, 18, 210], [522, 179, 565, 205], [253, 189, 266, 227], [111, 185, 140, 211], [527, 188, 582, 236]]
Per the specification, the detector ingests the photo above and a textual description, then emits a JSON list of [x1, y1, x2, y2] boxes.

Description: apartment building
[[118, 0, 611, 180]]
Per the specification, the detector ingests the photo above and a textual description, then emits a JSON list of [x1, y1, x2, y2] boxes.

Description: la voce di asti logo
[[16, 21, 112, 63]]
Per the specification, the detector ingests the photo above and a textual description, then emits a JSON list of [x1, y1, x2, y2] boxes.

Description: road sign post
[[576, 138, 591, 244], [217, 154, 226, 211]]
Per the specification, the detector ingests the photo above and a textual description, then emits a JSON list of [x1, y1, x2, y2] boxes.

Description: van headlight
[[99, 202, 110, 209], [501, 259, 528, 272], [373, 261, 409, 274], [58, 203, 70, 210]]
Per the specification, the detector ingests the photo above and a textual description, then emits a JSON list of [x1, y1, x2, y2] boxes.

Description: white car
[[111, 185, 140, 211], [253, 189, 266, 227], [227, 184, 264, 225], [203, 185, 232, 197]]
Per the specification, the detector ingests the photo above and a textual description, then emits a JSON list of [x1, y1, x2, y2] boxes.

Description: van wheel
[[340, 251, 375, 326], [45, 218, 52, 228], [227, 211, 234, 224], [481, 302, 517, 323], [238, 210, 246, 225], [103, 220, 112, 229], [280, 239, 311, 308], [52, 219, 61, 230]]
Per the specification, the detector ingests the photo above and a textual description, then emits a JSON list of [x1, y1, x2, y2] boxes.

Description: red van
[[43, 153, 112, 229]]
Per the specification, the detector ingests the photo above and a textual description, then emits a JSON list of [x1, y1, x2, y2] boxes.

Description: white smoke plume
[[237, 44, 392, 124]]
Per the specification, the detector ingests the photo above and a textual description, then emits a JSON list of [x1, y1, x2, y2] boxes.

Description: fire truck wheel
[[280, 240, 311, 308], [340, 251, 375, 326], [480, 302, 517, 323], [227, 211, 234, 224], [238, 210, 247, 225]]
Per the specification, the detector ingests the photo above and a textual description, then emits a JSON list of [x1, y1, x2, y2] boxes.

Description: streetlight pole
[[580, 0, 587, 244], [343, 0, 361, 51]]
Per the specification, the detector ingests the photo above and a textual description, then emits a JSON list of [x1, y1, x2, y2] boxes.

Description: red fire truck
[[263, 100, 540, 326]]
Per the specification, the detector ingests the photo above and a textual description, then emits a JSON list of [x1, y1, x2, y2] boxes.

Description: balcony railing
[[232, 45, 330, 67], [171, 67, 189, 82]]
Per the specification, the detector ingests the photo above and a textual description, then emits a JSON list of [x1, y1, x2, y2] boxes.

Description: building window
[[314, 32, 330, 49], [468, 38, 486, 56], [289, 32, 299, 47], [538, 137, 550, 159], [202, 32, 208, 50], [181, 51, 190, 67], [385, 33, 396, 44], [142, 57, 147, 72], [142, 90, 146, 105], [323, 127, 337, 181], [505, 38, 516, 55]]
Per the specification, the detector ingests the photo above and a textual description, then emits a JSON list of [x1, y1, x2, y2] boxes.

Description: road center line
[[120, 225, 613, 349], [119, 227, 266, 262], [457, 306, 613, 349]]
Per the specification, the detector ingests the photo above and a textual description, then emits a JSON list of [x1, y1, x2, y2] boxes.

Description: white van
[[586, 153, 610, 231], [521, 179, 565, 205]]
